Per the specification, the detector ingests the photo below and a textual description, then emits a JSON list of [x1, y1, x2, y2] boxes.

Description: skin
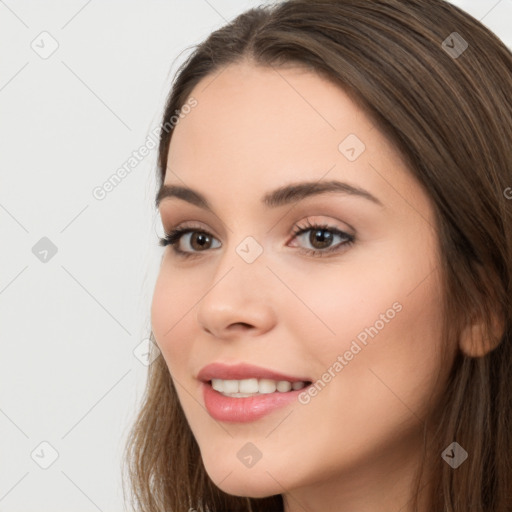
[[151, 60, 456, 512]]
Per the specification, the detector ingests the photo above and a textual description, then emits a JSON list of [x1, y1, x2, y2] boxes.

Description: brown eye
[[307, 228, 335, 250], [158, 227, 221, 256], [188, 232, 213, 251], [290, 222, 354, 256]]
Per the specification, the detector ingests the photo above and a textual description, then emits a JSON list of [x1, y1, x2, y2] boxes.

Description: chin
[[202, 458, 284, 498]]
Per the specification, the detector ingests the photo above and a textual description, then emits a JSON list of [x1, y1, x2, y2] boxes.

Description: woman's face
[[152, 62, 451, 507]]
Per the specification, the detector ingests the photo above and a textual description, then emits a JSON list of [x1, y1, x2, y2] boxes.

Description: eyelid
[[162, 215, 351, 239]]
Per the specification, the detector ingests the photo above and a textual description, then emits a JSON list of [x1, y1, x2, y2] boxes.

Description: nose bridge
[[213, 221, 268, 281], [195, 232, 275, 335], [207, 233, 269, 303]]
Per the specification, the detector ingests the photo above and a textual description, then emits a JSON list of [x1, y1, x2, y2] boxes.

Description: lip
[[197, 362, 312, 423], [197, 362, 310, 383], [201, 381, 311, 423]]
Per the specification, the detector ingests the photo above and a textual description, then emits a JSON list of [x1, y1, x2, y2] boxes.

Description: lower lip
[[202, 381, 310, 423]]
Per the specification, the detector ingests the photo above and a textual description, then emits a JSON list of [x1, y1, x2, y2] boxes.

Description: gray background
[[1, 1, 511, 510]]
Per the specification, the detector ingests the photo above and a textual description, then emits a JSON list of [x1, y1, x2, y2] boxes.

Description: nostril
[[231, 322, 253, 329]]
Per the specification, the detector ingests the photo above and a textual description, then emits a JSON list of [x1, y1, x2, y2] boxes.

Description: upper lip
[[197, 362, 311, 383]]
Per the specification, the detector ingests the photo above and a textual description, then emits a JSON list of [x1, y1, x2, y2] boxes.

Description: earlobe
[[459, 311, 505, 358]]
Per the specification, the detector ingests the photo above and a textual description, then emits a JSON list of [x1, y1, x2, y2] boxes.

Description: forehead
[[164, 62, 425, 217]]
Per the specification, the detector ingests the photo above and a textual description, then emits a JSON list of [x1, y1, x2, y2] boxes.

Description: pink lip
[[197, 362, 310, 383], [201, 382, 310, 423], [197, 362, 312, 423]]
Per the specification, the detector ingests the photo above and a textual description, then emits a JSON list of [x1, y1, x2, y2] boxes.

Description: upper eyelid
[[164, 219, 352, 237]]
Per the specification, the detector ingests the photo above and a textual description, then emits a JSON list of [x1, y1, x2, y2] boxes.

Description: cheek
[[360, 268, 447, 411], [150, 267, 196, 372], [290, 231, 446, 413], [292, 279, 443, 406], [278, 252, 432, 366]]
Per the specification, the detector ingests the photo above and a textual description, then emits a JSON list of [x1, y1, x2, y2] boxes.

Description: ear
[[459, 309, 505, 358]]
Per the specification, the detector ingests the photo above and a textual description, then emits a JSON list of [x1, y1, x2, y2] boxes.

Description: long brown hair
[[123, 1, 512, 510]]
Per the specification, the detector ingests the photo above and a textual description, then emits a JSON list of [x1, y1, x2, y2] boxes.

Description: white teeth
[[211, 379, 224, 392], [277, 380, 292, 392], [210, 378, 308, 396], [223, 379, 239, 394], [258, 379, 277, 394], [239, 378, 259, 393]]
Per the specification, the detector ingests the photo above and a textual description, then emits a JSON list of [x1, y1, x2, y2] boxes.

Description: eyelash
[[158, 219, 355, 259]]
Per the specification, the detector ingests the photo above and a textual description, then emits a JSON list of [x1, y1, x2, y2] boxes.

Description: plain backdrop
[[1, 1, 511, 510]]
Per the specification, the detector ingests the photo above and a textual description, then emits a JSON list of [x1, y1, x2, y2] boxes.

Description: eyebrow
[[155, 179, 383, 210]]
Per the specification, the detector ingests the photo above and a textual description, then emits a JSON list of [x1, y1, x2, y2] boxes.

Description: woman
[[124, 1, 512, 510]]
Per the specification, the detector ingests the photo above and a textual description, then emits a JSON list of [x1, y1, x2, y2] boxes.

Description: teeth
[[276, 380, 292, 392], [223, 379, 238, 394], [239, 378, 259, 393], [259, 378, 276, 394], [210, 378, 308, 396]]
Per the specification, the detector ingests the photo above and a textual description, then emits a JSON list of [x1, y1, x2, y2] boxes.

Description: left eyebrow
[[155, 179, 384, 210]]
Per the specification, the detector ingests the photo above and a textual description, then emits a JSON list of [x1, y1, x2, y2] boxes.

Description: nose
[[195, 254, 277, 340]]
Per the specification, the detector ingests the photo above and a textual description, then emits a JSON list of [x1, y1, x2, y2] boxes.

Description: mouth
[[197, 362, 314, 422]]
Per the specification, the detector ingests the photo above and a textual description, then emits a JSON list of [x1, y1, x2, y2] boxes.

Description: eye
[[158, 219, 355, 259], [158, 225, 220, 257], [289, 219, 355, 257]]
